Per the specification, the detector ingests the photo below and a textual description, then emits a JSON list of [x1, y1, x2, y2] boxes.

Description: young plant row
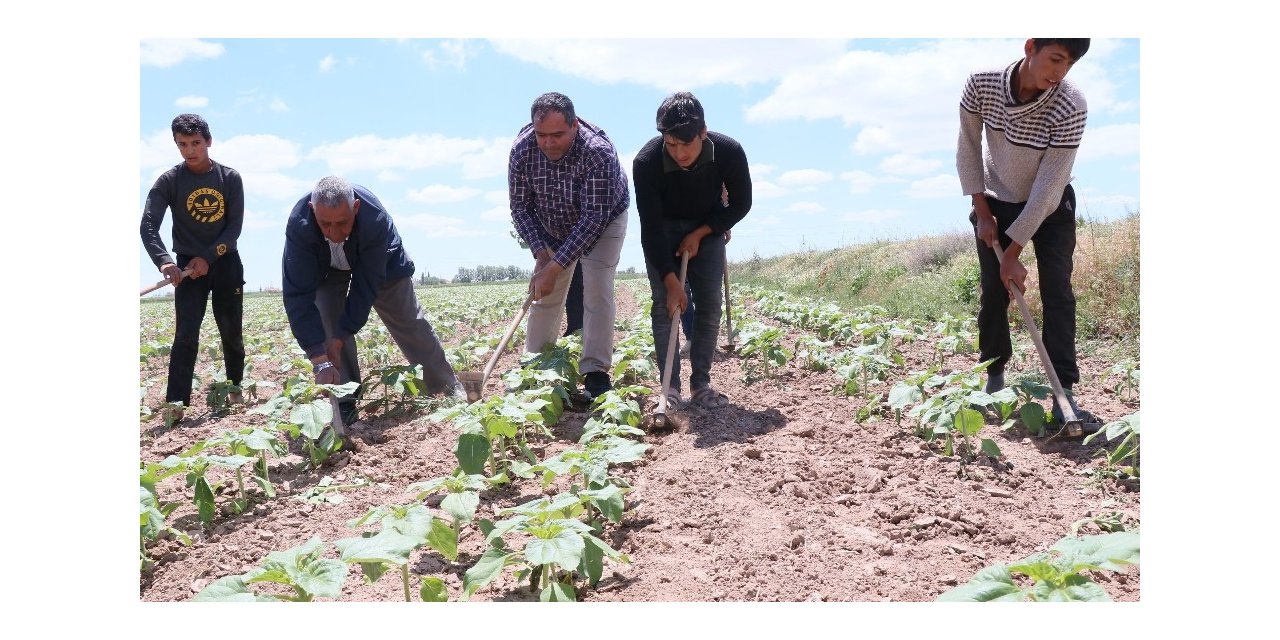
[[191, 318, 657, 602]]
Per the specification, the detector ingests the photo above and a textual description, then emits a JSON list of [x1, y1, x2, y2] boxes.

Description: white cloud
[[245, 173, 311, 201], [395, 213, 488, 238], [907, 174, 960, 198], [777, 169, 833, 189], [753, 181, 788, 199], [746, 39, 1136, 156], [141, 129, 178, 169], [140, 39, 224, 68], [841, 209, 904, 223], [378, 170, 402, 182], [407, 185, 483, 204], [243, 206, 289, 230], [490, 39, 848, 90], [1076, 123, 1139, 162], [751, 163, 776, 177], [839, 169, 902, 195], [423, 40, 481, 70], [269, 99, 289, 112], [308, 134, 510, 177], [216, 135, 302, 173], [320, 55, 337, 72], [175, 95, 208, 109], [480, 206, 510, 222], [879, 154, 942, 176], [782, 202, 825, 215], [483, 190, 508, 205], [754, 215, 783, 226]]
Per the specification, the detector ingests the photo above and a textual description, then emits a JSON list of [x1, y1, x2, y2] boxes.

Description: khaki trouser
[[316, 271, 459, 398], [524, 214, 628, 375]]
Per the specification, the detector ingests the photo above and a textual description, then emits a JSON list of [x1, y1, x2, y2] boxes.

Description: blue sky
[[139, 38, 1139, 292]]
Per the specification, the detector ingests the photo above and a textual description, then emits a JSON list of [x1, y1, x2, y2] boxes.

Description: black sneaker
[[582, 371, 613, 400]]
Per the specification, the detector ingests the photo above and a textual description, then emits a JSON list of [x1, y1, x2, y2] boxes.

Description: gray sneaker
[[984, 371, 1005, 394]]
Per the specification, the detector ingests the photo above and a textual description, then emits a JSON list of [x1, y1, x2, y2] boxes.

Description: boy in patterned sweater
[[956, 38, 1103, 429]]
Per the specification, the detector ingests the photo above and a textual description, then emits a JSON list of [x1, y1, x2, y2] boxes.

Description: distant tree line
[[417, 272, 446, 286], [452, 265, 532, 283]]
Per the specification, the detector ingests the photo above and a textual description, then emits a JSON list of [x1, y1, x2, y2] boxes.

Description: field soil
[[139, 282, 1140, 602]]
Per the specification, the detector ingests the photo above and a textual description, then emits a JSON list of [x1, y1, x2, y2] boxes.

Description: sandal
[[690, 386, 729, 409], [664, 390, 683, 409]]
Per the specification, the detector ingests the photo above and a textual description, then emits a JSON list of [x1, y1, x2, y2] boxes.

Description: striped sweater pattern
[[956, 59, 1088, 247]]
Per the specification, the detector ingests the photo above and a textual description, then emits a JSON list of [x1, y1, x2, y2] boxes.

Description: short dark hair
[[655, 92, 705, 143], [530, 92, 576, 125], [1032, 38, 1091, 62], [171, 113, 211, 141]]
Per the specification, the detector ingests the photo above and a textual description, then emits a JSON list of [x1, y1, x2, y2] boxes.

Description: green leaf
[[426, 518, 458, 561], [335, 529, 419, 567], [540, 580, 576, 602], [1051, 531, 1140, 572], [292, 399, 332, 440], [194, 477, 216, 525], [954, 407, 984, 437], [1032, 573, 1112, 602], [249, 537, 347, 600], [887, 383, 921, 410], [192, 575, 278, 602], [441, 491, 480, 524], [462, 547, 517, 600], [382, 504, 434, 543], [980, 438, 1002, 459], [579, 484, 625, 523], [359, 561, 390, 584], [420, 577, 448, 602], [1020, 403, 1046, 435], [455, 433, 491, 476], [580, 536, 604, 587], [252, 475, 276, 499], [935, 565, 1025, 602], [525, 529, 585, 570]]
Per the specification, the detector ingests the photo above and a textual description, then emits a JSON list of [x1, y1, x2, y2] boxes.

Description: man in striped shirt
[[509, 92, 630, 400], [956, 38, 1103, 429]]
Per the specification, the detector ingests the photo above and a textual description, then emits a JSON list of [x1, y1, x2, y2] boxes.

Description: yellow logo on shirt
[[216, 243, 227, 256], [187, 188, 225, 223]]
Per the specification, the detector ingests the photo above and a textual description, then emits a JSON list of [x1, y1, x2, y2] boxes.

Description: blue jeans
[[646, 220, 726, 393]]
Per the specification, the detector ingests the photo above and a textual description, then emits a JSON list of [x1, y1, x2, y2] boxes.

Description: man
[[633, 92, 751, 410], [140, 113, 246, 423], [282, 176, 463, 424], [956, 38, 1103, 428], [509, 92, 630, 400]]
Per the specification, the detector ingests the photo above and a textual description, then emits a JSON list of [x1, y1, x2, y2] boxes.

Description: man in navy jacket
[[282, 176, 462, 423]]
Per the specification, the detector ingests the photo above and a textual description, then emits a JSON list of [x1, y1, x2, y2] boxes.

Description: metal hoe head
[[457, 371, 485, 403]]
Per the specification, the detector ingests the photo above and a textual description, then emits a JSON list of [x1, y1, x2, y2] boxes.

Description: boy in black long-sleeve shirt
[[633, 92, 751, 410], [140, 114, 246, 421]]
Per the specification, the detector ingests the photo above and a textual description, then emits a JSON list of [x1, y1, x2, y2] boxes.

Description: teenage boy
[[633, 92, 751, 409], [140, 113, 246, 423], [957, 38, 1103, 428]]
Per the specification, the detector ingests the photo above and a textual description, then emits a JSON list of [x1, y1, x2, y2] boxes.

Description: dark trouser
[[973, 184, 1079, 388], [647, 219, 727, 393], [166, 252, 245, 404], [314, 270, 459, 410], [563, 262, 584, 336]]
